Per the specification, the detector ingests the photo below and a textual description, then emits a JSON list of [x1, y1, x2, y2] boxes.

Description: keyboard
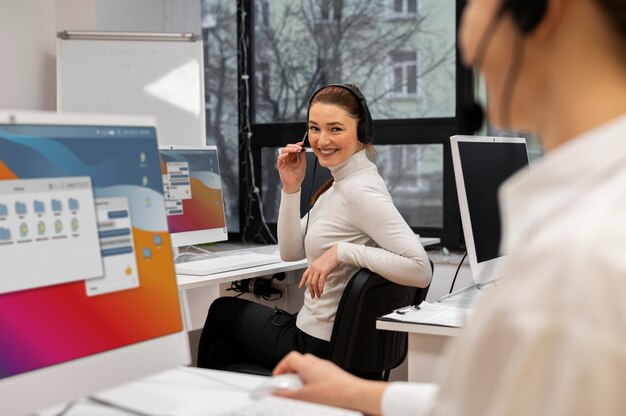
[[228, 396, 362, 416], [174, 252, 282, 275]]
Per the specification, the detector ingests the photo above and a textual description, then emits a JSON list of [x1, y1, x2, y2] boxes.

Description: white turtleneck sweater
[[277, 150, 432, 341]]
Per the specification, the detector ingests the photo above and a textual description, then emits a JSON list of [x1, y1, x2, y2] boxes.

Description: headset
[[501, 0, 548, 35], [463, 0, 548, 133], [300, 83, 374, 237], [305, 83, 375, 145]]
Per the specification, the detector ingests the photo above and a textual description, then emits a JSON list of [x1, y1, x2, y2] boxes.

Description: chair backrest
[[328, 261, 432, 380]]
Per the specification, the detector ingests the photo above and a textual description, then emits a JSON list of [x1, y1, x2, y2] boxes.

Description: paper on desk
[[380, 301, 469, 327]]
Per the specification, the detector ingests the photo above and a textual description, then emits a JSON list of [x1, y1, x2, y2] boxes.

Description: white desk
[[46, 367, 361, 416], [176, 244, 308, 331], [376, 286, 487, 382], [177, 238, 440, 332]]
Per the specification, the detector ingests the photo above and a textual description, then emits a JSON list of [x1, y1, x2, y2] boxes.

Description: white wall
[[0, 1, 57, 110], [94, 0, 201, 33], [0, 0, 201, 112]]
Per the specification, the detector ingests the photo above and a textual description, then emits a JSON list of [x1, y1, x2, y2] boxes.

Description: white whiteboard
[[57, 33, 205, 146]]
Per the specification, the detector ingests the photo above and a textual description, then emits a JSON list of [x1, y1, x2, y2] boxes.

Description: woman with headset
[[271, 0, 626, 415], [196, 84, 432, 371]]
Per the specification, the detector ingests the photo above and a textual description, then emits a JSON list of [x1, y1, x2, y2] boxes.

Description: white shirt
[[383, 114, 626, 416], [278, 150, 432, 341]]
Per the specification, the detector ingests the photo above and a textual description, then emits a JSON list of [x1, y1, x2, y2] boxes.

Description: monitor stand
[[435, 279, 498, 303], [172, 245, 219, 264]]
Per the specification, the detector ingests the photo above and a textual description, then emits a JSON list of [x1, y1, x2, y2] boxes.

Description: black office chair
[[327, 266, 430, 380], [217, 260, 433, 380]]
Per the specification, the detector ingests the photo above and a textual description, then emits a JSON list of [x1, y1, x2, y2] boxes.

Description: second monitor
[[451, 135, 530, 284], [159, 145, 228, 247]]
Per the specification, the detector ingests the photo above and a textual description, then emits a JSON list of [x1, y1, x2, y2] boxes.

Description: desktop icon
[[71, 218, 79, 232], [0, 227, 11, 240], [15, 201, 27, 215], [0, 203, 7, 217], [142, 176, 148, 187], [54, 219, 63, 233], [51, 199, 63, 212], [142, 247, 152, 259], [153, 234, 162, 246], [34, 200, 45, 214], [37, 221, 46, 235], [140, 152, 146, 163], [19, 223, 28, 237], [68, 198, 79, 211]]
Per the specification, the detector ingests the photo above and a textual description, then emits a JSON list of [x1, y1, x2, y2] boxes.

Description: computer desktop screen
[[0, 112, 188, 415], [451, 135, 529, 283], [159, 145, 228, 248]]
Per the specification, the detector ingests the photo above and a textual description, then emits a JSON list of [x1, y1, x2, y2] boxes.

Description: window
[[252, 0, 455, 122], [390, 51, 419, 97], [244, 0, 472, 247], [392, 0, 419, 16], [201, 0, 239, 233]]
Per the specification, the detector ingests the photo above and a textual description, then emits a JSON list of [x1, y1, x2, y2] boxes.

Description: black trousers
[[197, 297, 330, 370]]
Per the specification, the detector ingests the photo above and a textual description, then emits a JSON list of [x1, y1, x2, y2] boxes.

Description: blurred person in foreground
[[272, 0, 626, 414]]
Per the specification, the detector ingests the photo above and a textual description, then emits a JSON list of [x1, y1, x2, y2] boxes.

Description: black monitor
[[451, 135, 529, 283]]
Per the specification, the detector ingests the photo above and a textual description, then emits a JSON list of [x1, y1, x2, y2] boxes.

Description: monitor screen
[[451, 135, 529, 283], [0, 112, 188, 414], [159, 145, 228, 247]]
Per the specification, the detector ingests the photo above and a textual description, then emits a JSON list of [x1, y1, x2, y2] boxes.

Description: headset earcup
[[504, 0, 548, 34], [357, 121, 367, 144]]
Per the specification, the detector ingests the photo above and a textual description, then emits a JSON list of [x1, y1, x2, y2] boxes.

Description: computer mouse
[[249, 373, 304, 399]]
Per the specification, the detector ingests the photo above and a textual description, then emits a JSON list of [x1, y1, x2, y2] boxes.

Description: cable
[[238, 0, 277, 245], [303, 157, 318, 237], [449, 252, 467, 294], [227, 275, 283, 301]]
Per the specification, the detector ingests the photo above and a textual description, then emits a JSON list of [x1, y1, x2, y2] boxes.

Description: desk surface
[[376, 285, 487, 336], [176, 237, 440, 290], [44, 367, 361, 416]]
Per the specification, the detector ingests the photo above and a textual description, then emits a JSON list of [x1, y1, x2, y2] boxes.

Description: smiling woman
[[196, 84, 432, 373]]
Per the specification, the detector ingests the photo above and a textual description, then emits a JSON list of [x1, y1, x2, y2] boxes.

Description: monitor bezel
[[450, 135, 528, 284], [158, 144, 228, 247], [0, 111, 190, 415]]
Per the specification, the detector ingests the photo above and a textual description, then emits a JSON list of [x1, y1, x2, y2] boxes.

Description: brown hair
[[308, 84, 377, 206], [595, 0, 626, 62]]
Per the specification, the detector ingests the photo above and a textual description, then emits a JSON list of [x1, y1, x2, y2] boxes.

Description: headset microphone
[[462, 0, 548, 133], [461, 101, 485, 135], [461, 4, 507, 134]]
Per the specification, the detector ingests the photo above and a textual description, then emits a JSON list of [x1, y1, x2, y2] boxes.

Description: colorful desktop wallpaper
[[0, 125, 182, 379], [160, 149, 226, 233]]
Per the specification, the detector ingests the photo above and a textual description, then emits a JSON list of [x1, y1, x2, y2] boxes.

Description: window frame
[[238, 0, 473, 248]]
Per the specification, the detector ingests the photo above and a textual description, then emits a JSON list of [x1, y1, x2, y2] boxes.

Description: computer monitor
[[158, 145, 228, 248], [450, 135, 529, 284], [0, 111, 189, 415]]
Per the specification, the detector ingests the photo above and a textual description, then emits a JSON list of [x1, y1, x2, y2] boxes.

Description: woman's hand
[[277, 141, 306, 194], [273, 352, 386, 415], [299, 244, 339, 299]]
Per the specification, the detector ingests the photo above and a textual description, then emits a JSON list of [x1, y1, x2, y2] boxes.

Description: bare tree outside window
[[256, 0, 455, 230]]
